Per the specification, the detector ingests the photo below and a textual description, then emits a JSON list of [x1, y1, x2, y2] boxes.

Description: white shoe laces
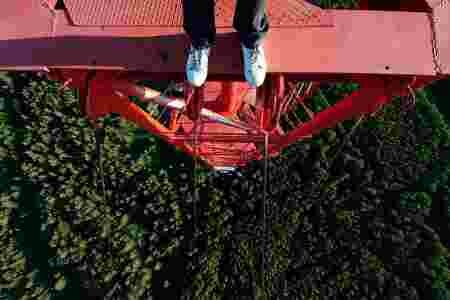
[[246, 46, 263, 67], [189, 46, 207, 70]]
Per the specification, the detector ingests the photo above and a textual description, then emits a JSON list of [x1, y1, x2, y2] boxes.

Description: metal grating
[[64, 0, 333, 27], [176, 115, 260, 167]]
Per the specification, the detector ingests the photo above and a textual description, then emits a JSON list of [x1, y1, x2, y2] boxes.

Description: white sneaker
[[241, 44, 267, 87], [186, 44, 210, 87]]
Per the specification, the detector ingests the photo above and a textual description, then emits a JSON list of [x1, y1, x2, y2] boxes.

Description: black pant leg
[[233, 0, 269, 48], [182, 0, 216, 48]]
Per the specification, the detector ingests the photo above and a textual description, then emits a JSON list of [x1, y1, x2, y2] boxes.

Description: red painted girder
[[270, 75, 436, 155], [118, 72, 439, 85], [0, 8, 442, 76]]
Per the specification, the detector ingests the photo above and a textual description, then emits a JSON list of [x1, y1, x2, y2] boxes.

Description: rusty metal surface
[[64, 0, 333, 27]]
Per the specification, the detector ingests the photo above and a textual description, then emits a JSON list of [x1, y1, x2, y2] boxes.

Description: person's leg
[[233, 0, 269, 87], [182, 0, 216, 87], [233, 0, 269, 49], [182, 0, 216, 48]]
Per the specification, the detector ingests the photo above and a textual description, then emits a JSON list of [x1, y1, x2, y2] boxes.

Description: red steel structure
[[0, 0, 449, 168]]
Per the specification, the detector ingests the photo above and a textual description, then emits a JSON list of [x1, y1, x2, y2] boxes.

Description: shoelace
[[247, 46, 262, 67], [189, 46, 207, 70], [250, 47, 260, 64]]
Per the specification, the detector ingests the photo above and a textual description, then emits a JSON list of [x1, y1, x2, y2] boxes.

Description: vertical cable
[[193, 116, 199, 235], [260, 131, 269, 299], [95, 124, 107, 203]]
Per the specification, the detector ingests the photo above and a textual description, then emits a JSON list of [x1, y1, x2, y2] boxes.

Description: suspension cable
[[193, 116, 199, 236], [260, 131, 270, 299], [94, 123, 107, 203], [189, 86, 201, 274]]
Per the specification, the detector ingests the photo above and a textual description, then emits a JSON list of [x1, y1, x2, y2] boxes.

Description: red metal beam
[[117, 72, 440, 85], [0, 6, 444, 76], [270, 75, 436, 154], [255, 74, 285, 131], [219, 82, 247, 116]]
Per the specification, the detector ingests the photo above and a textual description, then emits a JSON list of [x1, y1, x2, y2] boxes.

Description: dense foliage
[[1, 70, 449, 300], [0, 2, 450, 298]]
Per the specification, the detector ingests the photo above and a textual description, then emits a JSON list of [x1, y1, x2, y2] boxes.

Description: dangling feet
[[186, 42, 267, 87], [241, 44, 267, 88], [186, 44, 210, 87]]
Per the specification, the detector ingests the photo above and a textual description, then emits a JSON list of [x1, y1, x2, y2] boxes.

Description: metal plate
[[64, 0, 333, 27], [0, 5, 436, 77]]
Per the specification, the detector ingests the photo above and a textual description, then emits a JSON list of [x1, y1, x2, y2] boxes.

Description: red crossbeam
[[0, 1, 448, 76]]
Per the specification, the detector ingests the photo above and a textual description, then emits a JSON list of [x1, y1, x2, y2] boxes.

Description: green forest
[[1, 1, 450, 300]]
